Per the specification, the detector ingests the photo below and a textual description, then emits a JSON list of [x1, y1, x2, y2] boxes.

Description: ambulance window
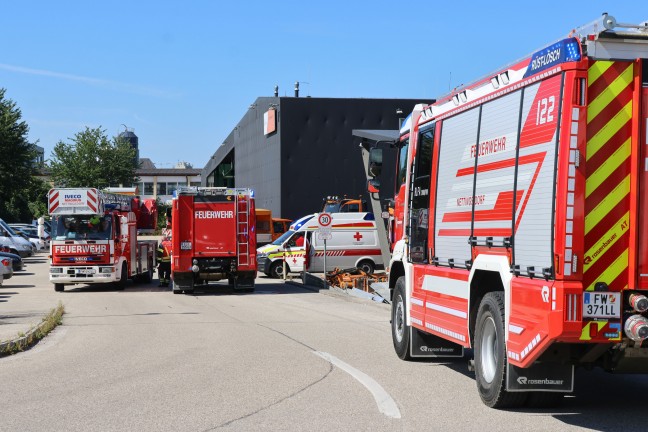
[[409, 125, 434, 263]]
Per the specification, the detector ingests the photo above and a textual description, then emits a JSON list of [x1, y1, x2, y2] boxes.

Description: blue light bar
[[291, 214, 314, 231], [523, 37, 582, 78]]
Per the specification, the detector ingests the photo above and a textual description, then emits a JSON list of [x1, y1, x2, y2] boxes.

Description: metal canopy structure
[[351, 129, 399, 143]]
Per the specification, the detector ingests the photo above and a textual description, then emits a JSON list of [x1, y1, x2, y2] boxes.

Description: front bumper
[[257, 256, 269, 272], [49, 265, 117, 284]]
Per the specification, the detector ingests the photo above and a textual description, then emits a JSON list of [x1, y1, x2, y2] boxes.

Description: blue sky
[[2, 2, 646, 169]]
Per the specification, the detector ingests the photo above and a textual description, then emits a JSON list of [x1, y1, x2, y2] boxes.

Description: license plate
[[76, 268, 95, 275], [583, 292, 621, 319], [181, 241, 191, 250]]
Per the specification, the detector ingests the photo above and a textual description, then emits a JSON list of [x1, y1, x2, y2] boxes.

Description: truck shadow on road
[[445, 359, 648, 428], [62, 283, 166, 293], [185, 281, 315, 296]]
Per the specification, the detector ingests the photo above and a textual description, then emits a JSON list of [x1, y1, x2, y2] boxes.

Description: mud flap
[[232, 271, 255, 292], [410, 327, 464, 358], [507, 362, 574, 392]]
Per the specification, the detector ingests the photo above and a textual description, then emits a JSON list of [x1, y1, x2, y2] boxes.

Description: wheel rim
[[274, 264, 284, 278], [479, 316, 498, 384], [394, 295, 405, 343]]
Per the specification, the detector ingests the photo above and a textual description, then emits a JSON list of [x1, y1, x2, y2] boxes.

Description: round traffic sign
[[318, 212, 332, 227]]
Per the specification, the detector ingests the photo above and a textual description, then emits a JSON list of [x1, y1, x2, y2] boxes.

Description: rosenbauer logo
[[517, 377, 564, 386], [54, 245, 108, 254], [195, 210, 234, 219]]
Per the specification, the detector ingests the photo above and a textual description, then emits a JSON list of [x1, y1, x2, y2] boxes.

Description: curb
[[0, 303, 64, 358]]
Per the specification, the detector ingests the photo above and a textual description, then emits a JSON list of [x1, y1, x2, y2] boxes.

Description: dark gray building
[[118, 128, 140, 167], [202, 96, 426, 221]]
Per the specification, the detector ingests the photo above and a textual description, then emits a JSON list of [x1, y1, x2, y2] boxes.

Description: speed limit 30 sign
[[318, 212, 332, 227]]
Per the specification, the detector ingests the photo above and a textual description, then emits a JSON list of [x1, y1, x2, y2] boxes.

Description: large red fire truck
[[368, 14, 648, 408], [48, 188, 158, 292], [171, 187, 257, 294]]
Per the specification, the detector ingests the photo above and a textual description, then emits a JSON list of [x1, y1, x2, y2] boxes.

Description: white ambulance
[[257, 212, 384, 278]]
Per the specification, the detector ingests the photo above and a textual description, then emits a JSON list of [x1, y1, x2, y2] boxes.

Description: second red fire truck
[[171, 187, 257, 294], [368, 13, 648, 407]]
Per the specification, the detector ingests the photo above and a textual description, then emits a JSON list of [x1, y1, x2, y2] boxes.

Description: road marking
[[313, 351, 401, 419]]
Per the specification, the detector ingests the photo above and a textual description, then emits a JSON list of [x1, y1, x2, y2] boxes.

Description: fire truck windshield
[[52, 215, 112, 241]]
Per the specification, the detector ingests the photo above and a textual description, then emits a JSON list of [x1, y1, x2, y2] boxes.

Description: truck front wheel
[[474, 291, 526, 408], [391, 277, 411, 360], [116, 263, 128, 290], [54, 283, 64, 292]]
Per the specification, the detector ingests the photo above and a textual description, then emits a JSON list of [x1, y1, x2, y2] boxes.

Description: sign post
[[317, 213, 333, 275]]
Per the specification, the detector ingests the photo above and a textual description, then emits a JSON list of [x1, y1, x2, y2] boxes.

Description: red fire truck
[[48, 188, 158, 292], [368, 14, 648, 408], [171, 187, 257, 294]]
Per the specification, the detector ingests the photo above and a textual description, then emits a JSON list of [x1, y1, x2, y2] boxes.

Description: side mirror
[[367, 179, 381, 194], [368, 148, 383, 177]]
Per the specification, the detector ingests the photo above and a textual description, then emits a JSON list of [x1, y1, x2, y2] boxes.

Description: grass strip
[[0, 302, 65, 357]]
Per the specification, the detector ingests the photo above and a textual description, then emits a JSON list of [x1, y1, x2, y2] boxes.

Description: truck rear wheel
[[183, 280, 195, 295], [233, 272, 256, 293], [54, 283, 64, 292], [172, 280, 183, 295], [143, 258, 153, 283], [392, 277, 411, 360], [474, 291, 526, 408]]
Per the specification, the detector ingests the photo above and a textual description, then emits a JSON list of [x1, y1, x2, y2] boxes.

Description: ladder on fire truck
[[235, 193, 251, 266]]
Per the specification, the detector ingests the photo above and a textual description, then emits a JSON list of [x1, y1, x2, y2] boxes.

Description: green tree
[[49, 126, 139, 188], [156, 198, 171, 233], [0, 88, 39, 222]]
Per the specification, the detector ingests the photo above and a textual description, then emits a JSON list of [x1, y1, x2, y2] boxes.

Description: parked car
[[1, 256, 14, 281], [9, 225, 50, 251], [0, 219, 34, 257], [12, 229, 40, 252], [0, 251, 24, 272]]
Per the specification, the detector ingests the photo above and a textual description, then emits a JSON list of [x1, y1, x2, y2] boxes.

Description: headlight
[[100, 267, 113, 274], [50, 267, 63, 274], [257, 252, 267, 258]]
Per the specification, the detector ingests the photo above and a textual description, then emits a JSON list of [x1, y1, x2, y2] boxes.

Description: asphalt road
[[1, 258, 647, 431]]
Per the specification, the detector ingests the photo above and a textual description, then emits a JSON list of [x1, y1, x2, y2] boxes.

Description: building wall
[[136, 174, 201, 202], [278, 98, 415, 221], [203, 96, 425, 221], [234, 97, 282, 215]]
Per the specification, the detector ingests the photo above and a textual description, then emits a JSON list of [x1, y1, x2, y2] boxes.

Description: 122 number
[[536, 96, 555, 125]]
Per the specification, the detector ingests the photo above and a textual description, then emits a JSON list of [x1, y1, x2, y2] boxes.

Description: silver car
[[1, 255, 13, 281]]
